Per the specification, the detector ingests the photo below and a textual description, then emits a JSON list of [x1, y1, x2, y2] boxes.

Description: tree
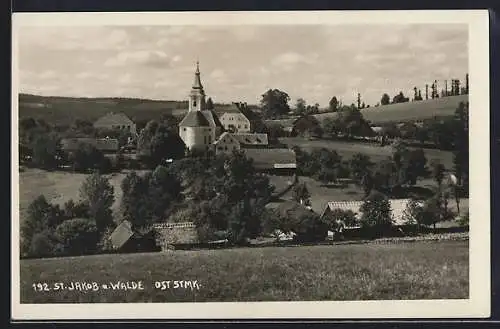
[[359, 190, 393, 237], [69, 142, 109, 173], [295, 98, 307, 115], [360, 172, 375, 197], [465, 74, 469, 94], [148, 165, 182, 222], [425, 84, 429, 100], [392, 91, 409, 104], [401, 198, 424, 232], [55, 218, 99, 256], [31, 133, 63, 170], [293, 182, 311, 205], [121, 171, 152, 230], [328, 96, 339, 112], [29, 230, 59, 258], [431, 160, 446, 189], [357, 93, 361, 109], [349, 153, 374, 184], [260, 89, 291, 118], [20, 195, 65, 257], [137, 120, 186, 168], [79, 172, 115, 233], [452, 102, 469, 189], [206, 97, 214, 110], [381, 93, 390, 105], [287, 210, 328, 243], [322, 208, 358, 237]]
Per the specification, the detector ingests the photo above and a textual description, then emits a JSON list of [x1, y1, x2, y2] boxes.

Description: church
[[178, 61, 224, 152], [178, 62, 296, 172]]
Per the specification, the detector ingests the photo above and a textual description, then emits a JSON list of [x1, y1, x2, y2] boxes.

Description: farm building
[[214, 132, 269, 154], [152, 222, 199, 251], [94, 112, 137, 135], [320, 199, 414, 227], [243, 148, 297, 174], [216, 103, 252, 133], [264, 117, 298, 136], [290, 115, 323, 138], [109, 220, 159, 253], [61, 137, 120, 154]]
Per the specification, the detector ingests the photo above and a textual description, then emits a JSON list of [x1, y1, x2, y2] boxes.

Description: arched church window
[[193, 100, 197, 107]]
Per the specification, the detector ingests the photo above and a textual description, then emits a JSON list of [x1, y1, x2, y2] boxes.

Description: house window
[[193, 100, 197, 107], [183, 128, 187, 131], [225, 146, 228, 151], [127, 125, 130, 130]]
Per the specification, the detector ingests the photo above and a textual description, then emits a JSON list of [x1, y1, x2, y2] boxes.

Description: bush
[[289, 211, 328, 243], [457, 212, 469, 227], [29, 230, 60, 258], [323, 209, 358, 232], [55, 218, 99, 256]]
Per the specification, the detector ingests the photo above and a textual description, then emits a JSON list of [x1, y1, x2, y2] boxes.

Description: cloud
[[104, 50, 173, 67], [38, 70, 57, 80]]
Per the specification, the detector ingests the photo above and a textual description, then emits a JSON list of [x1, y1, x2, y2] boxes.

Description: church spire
[[192, 60, 203, 90]]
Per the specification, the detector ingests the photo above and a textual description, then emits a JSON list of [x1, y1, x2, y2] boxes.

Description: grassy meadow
[[313, 94, 469, 125], [279, 137, 455, 170], [20, 240, 468, 303]]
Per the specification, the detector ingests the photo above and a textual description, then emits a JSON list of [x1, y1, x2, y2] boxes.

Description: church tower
[[188, 61, 206, 112], [178, 61, 224, 152]]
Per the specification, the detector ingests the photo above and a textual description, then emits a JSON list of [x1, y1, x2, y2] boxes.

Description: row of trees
[[259, 73, 469, 118]]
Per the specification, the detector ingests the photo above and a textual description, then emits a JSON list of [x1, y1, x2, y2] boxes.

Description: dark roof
[[214, 104, 242, 116], [178, 111, 211, 127], [243, 148, 296, 170], [271, 200, 316, 219], [61, 138, 119, 152], [223, 133, 269, 146], [264, 118, 298, 128], [201, 110, 224, 128], [110, 220, 135, 249], [94, 112, 134, 126]]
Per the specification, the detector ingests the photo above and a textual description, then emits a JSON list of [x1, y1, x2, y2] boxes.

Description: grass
[[18, 93, 237, 126], [18, 168, 150, 224], [20, 240, 468, 303], [313, 94, 469, 124], [279, 137, 454, 170]]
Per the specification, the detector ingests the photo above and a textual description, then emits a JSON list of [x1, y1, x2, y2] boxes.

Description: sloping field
[[18, 93, 237, 125], [18, 169, 149, 224], [279, 137, 454, 169], [20, 240, 468, 303], [313, 95, 469, 124]]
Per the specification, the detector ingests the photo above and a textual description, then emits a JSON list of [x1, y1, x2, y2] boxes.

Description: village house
[[216, 104, 252, 133], [109, 220, 159, 253], [94, 112, 137, 135], [320, 199, 413, 227], [61, 137, 120, 154], [214, 132, 269, 154]]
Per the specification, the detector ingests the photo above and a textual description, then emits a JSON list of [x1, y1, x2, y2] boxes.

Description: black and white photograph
[[11, 10, 490, 320]]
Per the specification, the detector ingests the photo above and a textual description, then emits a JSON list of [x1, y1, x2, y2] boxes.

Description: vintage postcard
[[11, 10, 490, 320]]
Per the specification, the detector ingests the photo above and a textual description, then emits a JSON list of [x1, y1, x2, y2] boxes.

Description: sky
[[17, 24, 468, 108]]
